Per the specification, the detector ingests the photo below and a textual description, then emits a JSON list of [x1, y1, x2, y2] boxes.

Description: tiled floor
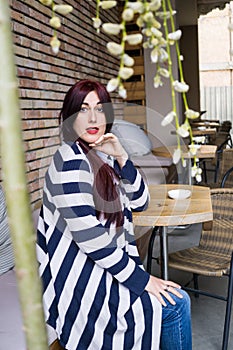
[[147, 223, 233, 350]]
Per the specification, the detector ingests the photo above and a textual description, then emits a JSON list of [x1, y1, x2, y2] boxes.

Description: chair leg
[[222, 254, 233, 350], [193, 273, 199, 298], [214, 159, 220, 182], [202, 160, 207, 183], [146, 226, 159, 274]]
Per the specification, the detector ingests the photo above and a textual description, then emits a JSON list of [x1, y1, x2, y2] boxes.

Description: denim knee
[[160, 289, 192, 350]]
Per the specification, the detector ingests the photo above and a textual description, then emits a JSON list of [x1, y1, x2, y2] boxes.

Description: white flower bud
[[143, 11, 154, 22], [151, 37, 159, 46], [119, 67, 134, 80], [92, 17, 102, 29], [142, 28, 152, 37], [173, 148, 181, 164], [100, 1, 117, 9], [153, 75, 162, 88], [39, 0, 52, 5], [49, 16, 61, 29], [151, 48, 159, 63], [159, 68, 169, 78], [173, 80, 189, 93], [102, 23, 122, 35], [106, 42, 123, 56], [193, 136, 205, 144], [143, 41, 149, 49], [168, 30, 182, 41], [188, 144, 198, 156], [185, 109, 200, 120], [161, 111, 176, 126], [124, 34, 143, 45], [159, 48, 169, 62], [123, 54, 135, 67], [107, 78, 119, 92], [195, 174, 202, 182], [122, 8, 134, 21], [157, 10, 176, 19], [191, 166, 197, 178], [53, 4, 73, 15], [136, 16, 144, 27], [149, 0, 161, 11], [191, 165, 202, 182], [118, 85, 127, 99], [50, 36, 61, 54], [177, 124, 190, 138], [151, 27, 163, 38], [127, 1, 144, 13]]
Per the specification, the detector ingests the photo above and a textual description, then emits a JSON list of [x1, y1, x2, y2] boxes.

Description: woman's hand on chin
[[89, 133, 128, 168]]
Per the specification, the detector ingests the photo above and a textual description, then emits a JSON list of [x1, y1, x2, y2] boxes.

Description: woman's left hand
[[89, 133, 128, 168]]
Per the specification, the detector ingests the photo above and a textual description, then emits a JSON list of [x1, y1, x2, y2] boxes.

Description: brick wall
[[9, 0, 121, 208]]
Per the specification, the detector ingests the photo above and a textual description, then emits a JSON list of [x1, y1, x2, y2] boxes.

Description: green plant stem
[[166, 0, 189, 111], [0, 1, 48, 349], [162, 0, 180, 149]]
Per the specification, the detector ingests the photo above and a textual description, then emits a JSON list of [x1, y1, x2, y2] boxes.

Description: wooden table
[[191, 121, 220, 129], [152, 145, 217, 159], [152, 145, 217, 184], [133, 184, 213, 279], [192, 127, 216, 137]]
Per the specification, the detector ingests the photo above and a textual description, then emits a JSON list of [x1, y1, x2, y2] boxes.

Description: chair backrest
[[199, 189, 233, 257], [221, 166, 233, 188], [220, 120, 232, 133], [219, 149, 233, 187]]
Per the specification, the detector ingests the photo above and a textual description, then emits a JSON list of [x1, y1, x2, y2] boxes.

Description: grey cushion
[[130, 153, 172, 168], [112, 119, 153, 156]]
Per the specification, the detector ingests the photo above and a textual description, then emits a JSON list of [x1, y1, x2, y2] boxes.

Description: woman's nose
[[88, 108, 97, 123]]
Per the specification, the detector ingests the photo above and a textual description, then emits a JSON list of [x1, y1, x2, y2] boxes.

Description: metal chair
[[201, 148, 233, 187], [220, 165, 233, 188], [214, 136, 233, 182], [168, 189, 233, 350], [201, 132, 232, 183]]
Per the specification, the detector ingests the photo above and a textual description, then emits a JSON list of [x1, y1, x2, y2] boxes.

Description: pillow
[[111, 119, 153, 156]]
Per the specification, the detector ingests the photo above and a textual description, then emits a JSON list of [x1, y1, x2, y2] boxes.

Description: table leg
[[146, 226, 159, 274], [160, 226, 169, 280]]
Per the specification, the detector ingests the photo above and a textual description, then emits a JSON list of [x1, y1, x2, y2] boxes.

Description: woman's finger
[[167, 286, 183, 299]]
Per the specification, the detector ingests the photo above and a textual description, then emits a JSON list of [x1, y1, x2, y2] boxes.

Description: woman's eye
[[80, 106, 88, 113], [96, 106, 104, 113]]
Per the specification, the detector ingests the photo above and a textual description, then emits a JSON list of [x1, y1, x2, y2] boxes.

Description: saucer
[[168, 189, 191, 200]]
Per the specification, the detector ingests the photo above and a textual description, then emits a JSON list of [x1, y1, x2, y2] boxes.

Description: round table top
[[152, 145, 217, 159], [133, 184, 213, 227]]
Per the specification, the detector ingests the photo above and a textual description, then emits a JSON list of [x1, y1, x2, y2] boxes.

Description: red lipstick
[[86, 127, 99, 134]]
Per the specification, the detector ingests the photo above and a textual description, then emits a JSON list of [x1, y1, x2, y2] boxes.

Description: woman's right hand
[[145, 275, 183, 306]]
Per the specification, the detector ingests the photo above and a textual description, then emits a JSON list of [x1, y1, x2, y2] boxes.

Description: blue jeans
[[160, 289, 192, 350]]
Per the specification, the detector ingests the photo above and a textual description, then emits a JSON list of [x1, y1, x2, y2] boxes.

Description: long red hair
[[60, 80, 124, 227]]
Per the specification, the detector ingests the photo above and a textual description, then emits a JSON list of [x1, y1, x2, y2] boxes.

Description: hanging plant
[[39, 0, 203, 182]]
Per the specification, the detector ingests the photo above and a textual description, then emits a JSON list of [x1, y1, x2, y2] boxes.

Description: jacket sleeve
[[116, 159, 149, 212], [44, 144, 150, 296]]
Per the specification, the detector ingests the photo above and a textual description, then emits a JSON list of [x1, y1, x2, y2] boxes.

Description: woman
[[37, 79, 192, 350]]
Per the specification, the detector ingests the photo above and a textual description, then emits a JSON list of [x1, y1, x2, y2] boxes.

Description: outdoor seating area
[[130, 118, 233, 349]]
